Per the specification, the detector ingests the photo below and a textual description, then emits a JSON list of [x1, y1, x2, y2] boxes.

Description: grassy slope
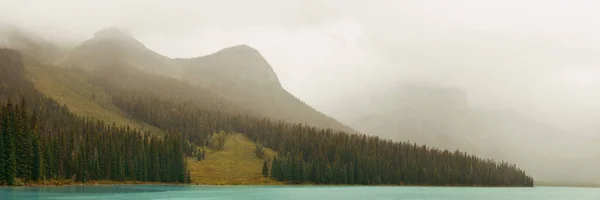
[[188, 133, 279, 185], [24, 62, 165, 135]]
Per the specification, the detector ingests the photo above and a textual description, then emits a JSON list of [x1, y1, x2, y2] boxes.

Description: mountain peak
[[220, 44, 258, 52], [93, 26, 133, 39], [185, 44, 281, 88], [214, 44, 262, 58], [63, 26, 173, 75]]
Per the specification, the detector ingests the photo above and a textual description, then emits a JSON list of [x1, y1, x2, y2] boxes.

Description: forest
[[112, 91, 534, 186], [0, 49, 188, 185], [0, 48, 534, 186]]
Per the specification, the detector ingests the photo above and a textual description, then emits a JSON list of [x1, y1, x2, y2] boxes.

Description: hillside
[[5, 48, 277, 185], [0, 49, 189, 186], [1, 27, 159, 133], [61, 27, 355, 133], [328, 84, 600, 185], [23, 58, 165, 134]]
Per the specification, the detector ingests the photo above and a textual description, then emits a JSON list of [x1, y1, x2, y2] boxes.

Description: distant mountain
[[330, 85, 473, 150], [60, 27, 355, 133], [328, 84, 600, 185]]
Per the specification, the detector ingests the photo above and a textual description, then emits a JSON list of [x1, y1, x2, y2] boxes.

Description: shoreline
[[1, 180, 536, 188], [1, 180, 184, 188]]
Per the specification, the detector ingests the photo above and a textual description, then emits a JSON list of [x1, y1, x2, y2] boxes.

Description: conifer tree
[[196, 149, 202, 161], [187, 170, 192, 183], [3, 100, 16, 185], [270, 157, 281, 181], [31, 122, 42, 181], [262, 159, 269, 177], [0, 106, 5, 183]]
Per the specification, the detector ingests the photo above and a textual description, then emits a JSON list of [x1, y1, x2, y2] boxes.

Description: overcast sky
[[2, 0, 600, 135]]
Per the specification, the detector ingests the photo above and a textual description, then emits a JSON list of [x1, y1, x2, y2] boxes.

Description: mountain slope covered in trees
[[0, 26, 535, 187], [0, 49, 189, 185], [110, 86, 533, 186]]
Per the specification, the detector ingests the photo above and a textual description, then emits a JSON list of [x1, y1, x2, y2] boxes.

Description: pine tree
[[340, 164, 348, 184], [3, 100, 17, 185], [15, 98, 33, 180], [271, 157, 281, 181], [31, 122, 42, 181], [0, 106, 5, 184], [295, 152, 303, 183], [196, 149, 202, 161], [262, 159, 269, 177], [186, 170, 192, 183]]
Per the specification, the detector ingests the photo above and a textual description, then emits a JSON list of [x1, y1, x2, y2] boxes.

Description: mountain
[[0, 27, 534, 187], [177, 45, 354, 133], [61, 27, 355, 133], [177, 45, 281, 89], [328, 84, 600, 185]]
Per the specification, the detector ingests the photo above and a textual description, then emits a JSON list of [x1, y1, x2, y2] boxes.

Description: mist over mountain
[[2, 1, 599, 185], [62, 26, 174, 76], [0, 24, 67, 63]]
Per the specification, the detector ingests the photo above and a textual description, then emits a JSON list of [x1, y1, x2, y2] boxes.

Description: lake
[[0, 185, 598, 200]]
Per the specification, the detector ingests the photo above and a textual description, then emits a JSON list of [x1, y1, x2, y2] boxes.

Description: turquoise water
[[0, 185, 598, 200]]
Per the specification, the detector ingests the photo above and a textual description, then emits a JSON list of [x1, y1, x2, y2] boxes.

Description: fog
[[2, 0, 599, 184]]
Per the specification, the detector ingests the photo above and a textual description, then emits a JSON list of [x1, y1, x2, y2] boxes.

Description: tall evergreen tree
[[3, 100, 17, 185], [15, 97, 34, 180], [0, 105, 5, 183], [187, 170, 192, 183], [262, 159, 269, 178], [31, 121, 42, 181]]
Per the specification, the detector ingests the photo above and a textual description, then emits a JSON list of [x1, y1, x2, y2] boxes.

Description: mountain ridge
[[59, 27, 356, 133]]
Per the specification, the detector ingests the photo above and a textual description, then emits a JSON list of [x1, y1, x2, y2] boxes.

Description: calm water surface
[[0, 185, 598, 200]]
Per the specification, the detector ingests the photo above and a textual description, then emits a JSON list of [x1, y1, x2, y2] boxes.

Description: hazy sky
[[2, 0, 599, 135]]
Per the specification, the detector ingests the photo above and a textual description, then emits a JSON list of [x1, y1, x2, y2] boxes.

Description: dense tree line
[[111, 91, 534, 186], [0, 49, 188, 185]]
